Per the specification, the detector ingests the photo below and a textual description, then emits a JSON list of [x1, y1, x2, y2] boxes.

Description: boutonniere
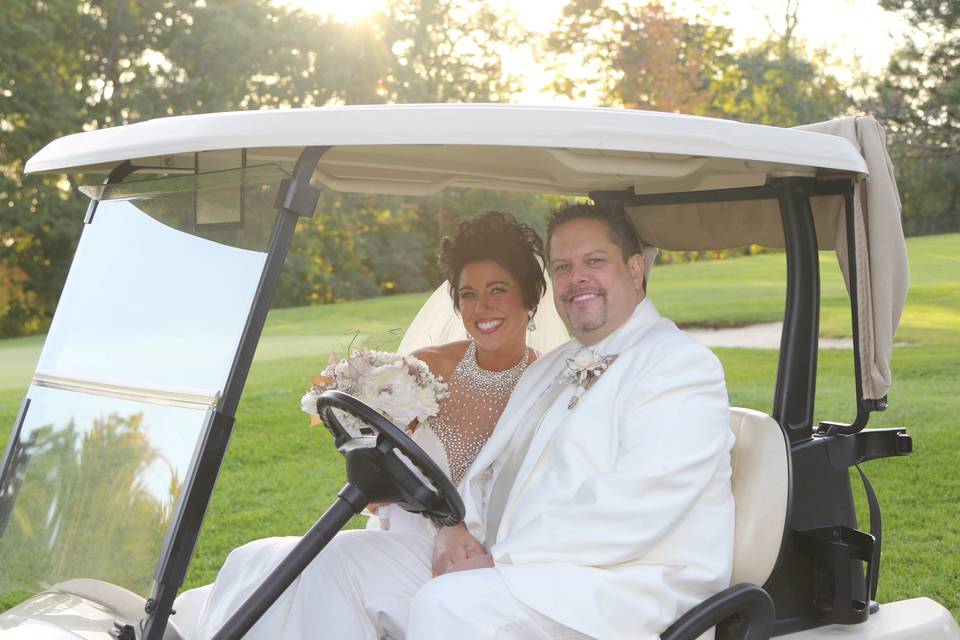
[[560, 349, 619, 409]]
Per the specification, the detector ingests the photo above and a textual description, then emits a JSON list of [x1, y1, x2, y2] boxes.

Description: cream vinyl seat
[[728, 407, 791, 587]]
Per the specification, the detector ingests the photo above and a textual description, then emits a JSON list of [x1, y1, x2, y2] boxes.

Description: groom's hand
[[432, 523, 485, 576], [447, 553, 494, 573]]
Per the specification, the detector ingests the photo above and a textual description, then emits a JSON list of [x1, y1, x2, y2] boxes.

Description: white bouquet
[[300, 347, 448, 432]]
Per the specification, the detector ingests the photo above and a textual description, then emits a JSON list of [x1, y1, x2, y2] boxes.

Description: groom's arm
[[491, 344, 732, 567]]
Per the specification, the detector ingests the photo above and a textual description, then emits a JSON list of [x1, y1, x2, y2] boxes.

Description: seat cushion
[[729, 407, 790, 585]]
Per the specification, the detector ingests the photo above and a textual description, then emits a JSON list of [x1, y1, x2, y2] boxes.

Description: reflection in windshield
[[0, 386, 209, 598]]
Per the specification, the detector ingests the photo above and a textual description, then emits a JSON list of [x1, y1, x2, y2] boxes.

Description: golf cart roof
[[24, 104, 868, 195]]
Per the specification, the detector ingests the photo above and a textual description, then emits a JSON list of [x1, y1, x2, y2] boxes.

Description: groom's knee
[[408, 573, 465, 635], [408, 569, 504, 637]]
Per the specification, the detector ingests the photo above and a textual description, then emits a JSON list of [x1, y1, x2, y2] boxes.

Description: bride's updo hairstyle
[[439, 211, 547, 313]]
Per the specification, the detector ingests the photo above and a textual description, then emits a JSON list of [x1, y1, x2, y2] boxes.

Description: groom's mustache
[[560, 287, 606, 303]]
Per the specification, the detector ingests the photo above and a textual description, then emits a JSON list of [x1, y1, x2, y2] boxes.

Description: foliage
[[0, 0, 520, 337], [712, 1, 849, 126], [544, 0, 850, 126], [545, 0, 734, 113], [276, 188, 567, 307], [376, 0, 521, 102], [710, 44, 849, 127], [657, 245, 770, 266], [871, 0, 960, 234]]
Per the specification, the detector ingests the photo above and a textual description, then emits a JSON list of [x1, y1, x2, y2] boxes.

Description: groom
[[410, 202, 735, 639]]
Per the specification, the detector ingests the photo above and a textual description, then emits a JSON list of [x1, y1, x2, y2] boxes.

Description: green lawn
[[0, 233, 957, 619]]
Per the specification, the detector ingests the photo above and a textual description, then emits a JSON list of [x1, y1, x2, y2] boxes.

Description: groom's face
[[549, 218, 645, 346]]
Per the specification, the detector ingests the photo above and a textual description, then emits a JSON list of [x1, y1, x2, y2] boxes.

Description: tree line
[[0, 0, 956, 337]]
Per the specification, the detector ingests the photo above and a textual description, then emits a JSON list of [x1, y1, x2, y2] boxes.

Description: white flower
[[571, 348, 601, 371], [300, 387, 322, 417], [300, 347, 448, 431], [561, 349, 619, 409]]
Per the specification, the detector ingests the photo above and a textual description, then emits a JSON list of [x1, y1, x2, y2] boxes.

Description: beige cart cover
[[627, 116, 906, 402]]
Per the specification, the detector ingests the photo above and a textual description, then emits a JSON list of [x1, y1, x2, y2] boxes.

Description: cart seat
[[728, 407, 790, 586]]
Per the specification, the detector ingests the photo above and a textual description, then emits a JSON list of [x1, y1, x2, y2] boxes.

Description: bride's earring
[[527, 309, 537, 332]]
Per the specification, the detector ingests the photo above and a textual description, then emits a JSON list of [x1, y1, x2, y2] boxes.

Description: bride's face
[[457, 260, 529, 354]]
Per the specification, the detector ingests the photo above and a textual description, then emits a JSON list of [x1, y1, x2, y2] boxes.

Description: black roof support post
[[82, 160, 136, 224], [771, 177, 821, 443], [140, 146, 329, 640]]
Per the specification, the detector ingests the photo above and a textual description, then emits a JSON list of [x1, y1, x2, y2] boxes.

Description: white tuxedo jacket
[[460, 299, 735, 640]]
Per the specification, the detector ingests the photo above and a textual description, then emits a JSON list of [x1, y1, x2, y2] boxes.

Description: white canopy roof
[[24, 104, 867, 196]]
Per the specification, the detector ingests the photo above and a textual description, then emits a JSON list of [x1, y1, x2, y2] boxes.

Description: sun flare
[[288, 0, 381, 23]]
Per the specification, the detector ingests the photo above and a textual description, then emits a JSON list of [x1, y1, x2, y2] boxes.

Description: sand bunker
[[685, 322, 854, 350]]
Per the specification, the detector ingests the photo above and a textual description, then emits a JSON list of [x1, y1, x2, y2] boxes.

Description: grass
[[0, 233, 957, 620]]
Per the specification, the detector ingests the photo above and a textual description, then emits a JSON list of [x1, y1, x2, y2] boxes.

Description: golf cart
[[0, 105, 956, 640]]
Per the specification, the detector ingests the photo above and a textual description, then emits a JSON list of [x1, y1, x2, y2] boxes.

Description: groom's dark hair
[[546, 202, 645, 263], [439, 211, 547, 313]]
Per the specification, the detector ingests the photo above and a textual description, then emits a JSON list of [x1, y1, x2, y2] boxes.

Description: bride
[[177, 211, 569, 639]]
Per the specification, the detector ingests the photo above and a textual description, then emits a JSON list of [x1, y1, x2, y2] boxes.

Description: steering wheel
[[316, 390, 464, 527]]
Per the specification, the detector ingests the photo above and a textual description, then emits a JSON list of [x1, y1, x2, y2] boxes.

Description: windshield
[[0, 164, 288, 599]]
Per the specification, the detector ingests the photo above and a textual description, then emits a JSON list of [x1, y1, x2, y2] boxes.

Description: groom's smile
[[566, 289, 604, 305]]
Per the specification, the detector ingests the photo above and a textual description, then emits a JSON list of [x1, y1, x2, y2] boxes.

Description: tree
[[872, 0, 960, 234], [544, 0, 849, 127], [545, 0, 734, 113], [714, 1, 850, 127], [712, 44, 850, 127], [375, 0, 521, 103], [0, 1, 352, 336], [0, 0, 523, 336]]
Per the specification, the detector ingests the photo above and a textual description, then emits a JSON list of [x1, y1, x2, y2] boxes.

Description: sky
[[290, 0, 910, 103]]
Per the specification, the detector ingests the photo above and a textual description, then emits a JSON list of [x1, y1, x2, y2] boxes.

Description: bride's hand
[[432, 523, 485, 576]]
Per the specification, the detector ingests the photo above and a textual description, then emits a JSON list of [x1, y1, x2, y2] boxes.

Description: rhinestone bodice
[[424, 341, 529, 484]]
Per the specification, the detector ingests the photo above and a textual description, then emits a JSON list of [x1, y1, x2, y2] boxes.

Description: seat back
[[729, 407, 791, 586]]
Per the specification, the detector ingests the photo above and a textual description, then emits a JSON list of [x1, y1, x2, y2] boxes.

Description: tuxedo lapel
[[499, 386, 575, 519]]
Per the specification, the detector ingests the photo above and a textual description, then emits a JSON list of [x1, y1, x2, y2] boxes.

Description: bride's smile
[[475, 318, 504, 334]]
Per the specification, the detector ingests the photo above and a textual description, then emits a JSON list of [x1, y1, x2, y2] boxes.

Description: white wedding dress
[[173, 280, 569, 639]]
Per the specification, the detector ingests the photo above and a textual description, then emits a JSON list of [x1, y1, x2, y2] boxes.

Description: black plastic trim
[[660, 583, 775, 640], [140, 409, 233, 640], [0, 397, 30, 536], [84, 161, 137, 224], [771, 178, 820, 441], [795, 524, 874, 625], [824, 428, 912, 468], [273, 173, 322, 220]]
